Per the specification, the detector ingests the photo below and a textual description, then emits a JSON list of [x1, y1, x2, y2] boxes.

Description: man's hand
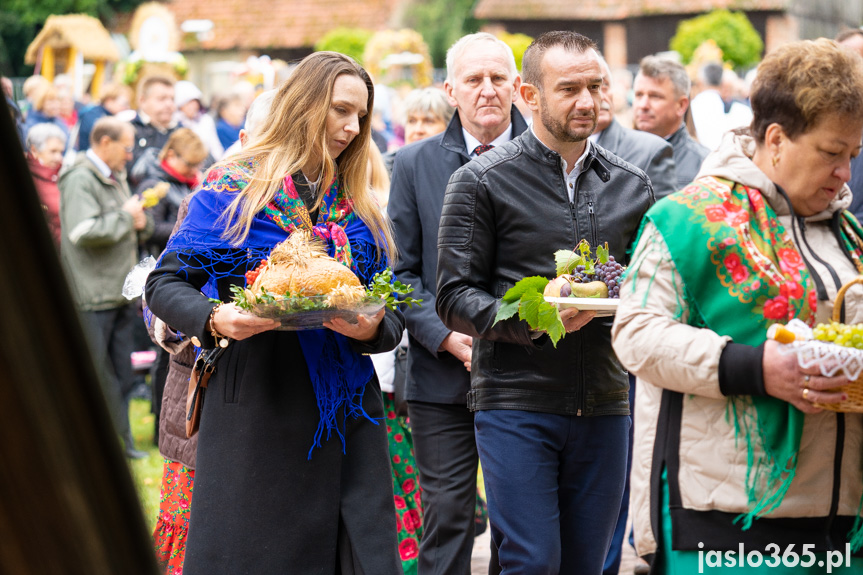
[[122, 196, 146, 230], [559, 308, 596, 333], [440, 331, 473, 371]]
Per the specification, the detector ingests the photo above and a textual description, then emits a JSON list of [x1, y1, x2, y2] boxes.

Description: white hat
[[174, 80, 203, 108]]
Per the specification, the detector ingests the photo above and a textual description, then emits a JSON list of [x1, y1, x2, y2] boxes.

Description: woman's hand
[[323, 309, 385, 342], [763, 340, 852, 413], [211, 303, 279, 341]]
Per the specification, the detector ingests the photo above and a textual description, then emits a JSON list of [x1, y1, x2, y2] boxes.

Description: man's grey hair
[[244, 89, 277, 136], [638, 55, 691, 98], [445, 32, 518, 84], [400, 88, 454, 126], [26, 122, 67, 151], [698, 62, 723, 88]]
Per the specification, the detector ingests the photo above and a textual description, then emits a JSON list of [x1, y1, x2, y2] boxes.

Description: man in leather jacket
[[388, 33, 527, 574], [436, 31, 654, 573]]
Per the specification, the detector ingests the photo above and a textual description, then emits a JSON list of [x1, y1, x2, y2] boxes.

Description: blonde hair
[[159, 128, 208, 164], [216, 52, 396, 264], [367, 144, 390, 208], [32, 84, 59, 112]]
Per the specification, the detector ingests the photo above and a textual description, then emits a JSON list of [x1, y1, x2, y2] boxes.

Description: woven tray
[[814, 277, 863, 412]]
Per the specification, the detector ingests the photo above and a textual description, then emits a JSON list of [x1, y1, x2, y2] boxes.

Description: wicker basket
[[814, 276, 863, 413]]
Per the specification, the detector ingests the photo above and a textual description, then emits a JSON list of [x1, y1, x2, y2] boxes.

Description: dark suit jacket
[[847, 153, 863, 223], [666, 124, 710, 190], [388, 108, 529, 404], [596, 118, 677, 199]]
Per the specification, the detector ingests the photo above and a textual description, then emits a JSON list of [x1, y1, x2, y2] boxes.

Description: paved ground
[[469, 521, 638, 574]]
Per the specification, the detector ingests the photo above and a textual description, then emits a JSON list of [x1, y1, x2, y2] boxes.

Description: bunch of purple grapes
[[568, 257, 624, 298], [595, 256, 624, 298]]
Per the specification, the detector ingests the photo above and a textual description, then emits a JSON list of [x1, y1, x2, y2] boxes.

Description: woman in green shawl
[[612, 39, 863, 573]]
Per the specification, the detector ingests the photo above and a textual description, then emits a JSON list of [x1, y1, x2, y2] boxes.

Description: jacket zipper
[[797, 216, 845, 538], [823, 414, 845, 549], [588, 200, 598, 247]]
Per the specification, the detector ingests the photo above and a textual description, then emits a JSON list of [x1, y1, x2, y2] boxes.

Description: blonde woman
[[145, 52, 403, 574]]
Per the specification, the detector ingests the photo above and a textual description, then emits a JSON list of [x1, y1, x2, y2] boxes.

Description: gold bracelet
[[209, 303, 230, 348]]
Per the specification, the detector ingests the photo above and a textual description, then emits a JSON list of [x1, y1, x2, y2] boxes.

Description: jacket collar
[[666, 123, 689, 147], [596, 118, 624, 150], [439, 106, 529, 158], [521, 128, 611, 183]]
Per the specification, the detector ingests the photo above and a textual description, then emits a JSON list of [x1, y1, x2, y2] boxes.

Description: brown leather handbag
[[186, 346, 227, 437]]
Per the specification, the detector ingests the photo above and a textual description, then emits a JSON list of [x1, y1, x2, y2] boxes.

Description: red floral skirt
[[383, 392, 424, 574], [153, 460, 195, 574]]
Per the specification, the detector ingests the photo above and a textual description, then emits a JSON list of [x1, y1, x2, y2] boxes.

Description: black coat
[[132, 148, 195, 255], [667, 124, 710, 190], [388, 109, 529, 405], [596, 118, 677, 199], [145, 249, 404, 574], [436, 131, 655, 416]]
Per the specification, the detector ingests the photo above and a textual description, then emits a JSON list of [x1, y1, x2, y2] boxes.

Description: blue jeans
[[604, 374, 637, 574], [476, 409, 629, 575]]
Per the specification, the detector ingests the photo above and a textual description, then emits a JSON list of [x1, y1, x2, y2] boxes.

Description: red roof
[[474, 0, 789, 20], [165, 0, 403, 51]]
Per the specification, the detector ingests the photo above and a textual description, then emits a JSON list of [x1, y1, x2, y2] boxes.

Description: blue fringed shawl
[[158, 161, 388, 457]]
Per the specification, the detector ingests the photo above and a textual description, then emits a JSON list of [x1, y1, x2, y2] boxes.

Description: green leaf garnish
[[492, 276, 566, 347], [554, 249, 582, 276], [596, 242, 609, 265]]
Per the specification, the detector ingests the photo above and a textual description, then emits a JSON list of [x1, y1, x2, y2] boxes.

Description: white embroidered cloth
[[776, 319, 863, 380]]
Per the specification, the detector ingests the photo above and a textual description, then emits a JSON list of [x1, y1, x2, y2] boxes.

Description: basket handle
[[831, 276, 863, 322]]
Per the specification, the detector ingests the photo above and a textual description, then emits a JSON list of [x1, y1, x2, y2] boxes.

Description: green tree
[[670, 10, 763, 69], [404, 0, 482, 69], [314, 28, 375, 65], [496, 31, 533, 73], [0, 0, 143, 77]]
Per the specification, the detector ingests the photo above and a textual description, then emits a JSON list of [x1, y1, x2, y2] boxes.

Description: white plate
[[544, 296, 619, 317]]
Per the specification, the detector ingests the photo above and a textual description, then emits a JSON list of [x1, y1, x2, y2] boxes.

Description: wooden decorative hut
[[24, 14, 120, 100]]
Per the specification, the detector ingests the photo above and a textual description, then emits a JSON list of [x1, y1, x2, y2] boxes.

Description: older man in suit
[[592, 56, 677, 199], [388, 32, 528, 575]]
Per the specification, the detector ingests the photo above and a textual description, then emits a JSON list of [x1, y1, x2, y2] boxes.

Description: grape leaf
[[576, 239, 595, 275], [494, 298, 521, 323], [596, 242, 609, 265], [554, 249, 582, 276], [518, 291, 566, 347], [500, 276, 549, 303]]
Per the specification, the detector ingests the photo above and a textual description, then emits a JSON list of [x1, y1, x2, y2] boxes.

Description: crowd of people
[[7, 24, 863, 575]]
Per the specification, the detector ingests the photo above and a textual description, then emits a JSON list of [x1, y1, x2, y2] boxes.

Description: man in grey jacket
[[388, 32, 527, 574], [60, 116, 153, 458], [593, 55, 677, 199], [633, 56, 709, 190]]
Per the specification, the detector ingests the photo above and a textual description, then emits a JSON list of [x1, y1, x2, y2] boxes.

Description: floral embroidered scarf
[[160, 160, 388, 458], [646, 176, 816, 531]]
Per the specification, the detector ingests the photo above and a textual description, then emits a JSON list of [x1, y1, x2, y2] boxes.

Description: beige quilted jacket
[[612, 130, 863, 559]]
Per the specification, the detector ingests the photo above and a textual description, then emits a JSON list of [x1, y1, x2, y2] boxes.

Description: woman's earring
[[772, 155, 779, 167]]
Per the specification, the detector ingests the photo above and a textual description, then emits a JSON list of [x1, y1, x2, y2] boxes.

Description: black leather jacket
[[436, 130, 655, 416]]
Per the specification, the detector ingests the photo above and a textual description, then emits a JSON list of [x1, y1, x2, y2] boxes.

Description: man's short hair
[[522, 31, 597, 91], [139, 75, 175, 100], [445, 32, 518, 83], [90, 116, 133, 146], [638, 55, 691, 98], [699, 62, 723, 88]]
